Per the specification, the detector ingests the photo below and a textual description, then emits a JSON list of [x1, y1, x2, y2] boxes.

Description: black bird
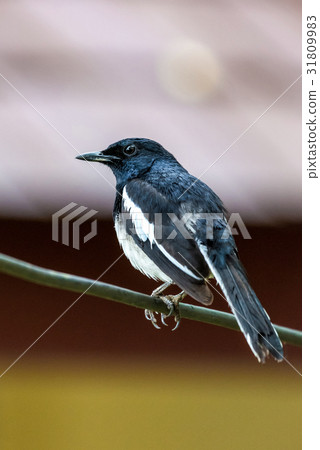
[[76, 138, 283, 363]]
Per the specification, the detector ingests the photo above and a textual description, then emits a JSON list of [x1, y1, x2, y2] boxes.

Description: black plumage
[[76, 138, 283, 363]]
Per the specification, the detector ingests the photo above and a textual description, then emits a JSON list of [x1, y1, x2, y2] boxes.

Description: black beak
[[75, 151, 119, 163]]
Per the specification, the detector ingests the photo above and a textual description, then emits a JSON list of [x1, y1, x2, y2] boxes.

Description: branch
[[0, 252, 301, 347]]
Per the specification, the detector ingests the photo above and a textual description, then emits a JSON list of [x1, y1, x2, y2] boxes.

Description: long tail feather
[[200, 247, 283, 362]]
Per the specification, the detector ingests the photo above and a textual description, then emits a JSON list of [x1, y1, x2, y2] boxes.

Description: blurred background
[[0, 0, 301, 449]]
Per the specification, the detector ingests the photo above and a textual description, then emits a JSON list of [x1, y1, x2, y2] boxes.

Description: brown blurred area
[[0, 219, 301, 364]]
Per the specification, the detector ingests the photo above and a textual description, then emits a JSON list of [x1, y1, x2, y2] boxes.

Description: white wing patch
[[155, 241, 202, 281], [123, 186, 154, 245], [120, 186, 202, 281]]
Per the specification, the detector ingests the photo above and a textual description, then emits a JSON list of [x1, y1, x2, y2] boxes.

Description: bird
[[76, 137, 283, 363]]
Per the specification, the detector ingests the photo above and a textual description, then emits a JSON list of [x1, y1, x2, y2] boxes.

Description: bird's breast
[[114, 215, 172, 283]]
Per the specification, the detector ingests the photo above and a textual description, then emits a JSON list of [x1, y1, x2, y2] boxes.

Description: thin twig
[[0, 252, 301, 347]]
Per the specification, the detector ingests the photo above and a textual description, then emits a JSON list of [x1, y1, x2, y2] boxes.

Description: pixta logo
[[52, 202, 98, 249]]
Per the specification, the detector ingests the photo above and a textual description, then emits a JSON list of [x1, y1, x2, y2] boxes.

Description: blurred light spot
[[157, 39, 221, 103]]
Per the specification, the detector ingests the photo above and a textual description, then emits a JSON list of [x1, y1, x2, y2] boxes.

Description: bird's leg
[[161, 291, 187, 331], [159, 297, 176, 327], [145, 283, 186, 331], [144, 281, 173, 330], [151, 281, 172, 297]]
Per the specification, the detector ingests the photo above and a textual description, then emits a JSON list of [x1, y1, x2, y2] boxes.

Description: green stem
[[0, 252, 301, 347]]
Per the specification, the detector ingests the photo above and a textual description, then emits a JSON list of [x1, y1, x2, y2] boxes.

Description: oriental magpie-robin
[[76, 138, 283, 363]]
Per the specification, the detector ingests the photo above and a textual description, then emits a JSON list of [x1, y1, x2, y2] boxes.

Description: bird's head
[[76, 138, 176, 183]]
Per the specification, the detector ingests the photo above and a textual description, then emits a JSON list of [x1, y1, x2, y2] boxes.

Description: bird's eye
[[123, 145, 137, 156]]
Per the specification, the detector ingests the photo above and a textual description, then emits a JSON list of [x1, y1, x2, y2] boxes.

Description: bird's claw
[[145, 292, 184, 331], [160, 296, 180, 331], [144, 309, 161, 329], [144, 298, 174, 330], [161, 313, 169, 326]]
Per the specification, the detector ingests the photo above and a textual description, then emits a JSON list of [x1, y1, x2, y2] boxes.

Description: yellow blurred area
[[1, 359, 301, 450]]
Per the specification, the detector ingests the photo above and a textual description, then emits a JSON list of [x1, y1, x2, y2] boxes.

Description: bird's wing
[[120, 179, 213, 305]]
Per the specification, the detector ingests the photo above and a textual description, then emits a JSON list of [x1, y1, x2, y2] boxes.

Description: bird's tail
[[207, 253, 283, 362]]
